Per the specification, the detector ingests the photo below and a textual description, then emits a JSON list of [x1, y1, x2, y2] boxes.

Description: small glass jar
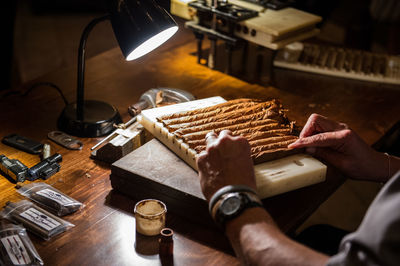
[[134, 199, 167, 236]]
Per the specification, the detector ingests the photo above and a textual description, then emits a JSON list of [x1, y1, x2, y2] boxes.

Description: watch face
[[221, 196, 241, 216]]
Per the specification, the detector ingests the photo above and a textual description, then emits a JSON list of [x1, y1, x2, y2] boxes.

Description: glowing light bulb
[[126, 26, 178, 61]]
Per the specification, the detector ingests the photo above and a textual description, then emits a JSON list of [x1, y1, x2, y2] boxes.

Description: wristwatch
[[209, 185, 263, 229]]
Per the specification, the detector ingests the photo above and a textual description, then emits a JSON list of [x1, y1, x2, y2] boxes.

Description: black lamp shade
[[108, 0, 178, 61]]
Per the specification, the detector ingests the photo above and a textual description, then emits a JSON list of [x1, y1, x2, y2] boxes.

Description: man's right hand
[[288, 113, 389, 181], [196, 130, 256, 202]]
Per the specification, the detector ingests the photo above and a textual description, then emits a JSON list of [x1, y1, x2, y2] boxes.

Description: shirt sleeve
[[327, 170, 400, 266]]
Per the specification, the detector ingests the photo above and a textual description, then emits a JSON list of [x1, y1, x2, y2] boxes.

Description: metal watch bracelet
[[210, 191, 263, 229], [208, 185, 262, 228], [208, 185, 259, 213]]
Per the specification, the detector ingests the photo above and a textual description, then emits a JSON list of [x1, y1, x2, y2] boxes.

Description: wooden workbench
[[0, 22, 399, 265]]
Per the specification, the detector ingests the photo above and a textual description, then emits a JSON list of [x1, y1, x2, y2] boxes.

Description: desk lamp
[[58, 0, 178, 137]]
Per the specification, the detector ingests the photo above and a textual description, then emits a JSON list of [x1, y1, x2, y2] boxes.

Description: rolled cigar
[[170, 101, 281, 133], [174, 109, 281, 136], [161, 100, 266, 126], [158, 98, 259, 120], [244, 128, 294, 141], [251, 139, 298, 154], [181, 122, 282, 141], [249, 135, 297, 147], [187, 128, 294, 149], [194, 135, 297, 154]]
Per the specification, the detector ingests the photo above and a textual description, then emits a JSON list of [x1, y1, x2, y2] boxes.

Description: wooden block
[[236, 8, 321, 49], [246, 8, 321, 36], [91, 122, 146, 164], [171, 0, 197, 20], [255, 154, 326, 198]]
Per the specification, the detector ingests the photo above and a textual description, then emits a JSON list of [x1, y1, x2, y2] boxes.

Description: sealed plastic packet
[[0, 219, 43, 266], [16, 183, 84, 216], [0, 200, 74, 241]]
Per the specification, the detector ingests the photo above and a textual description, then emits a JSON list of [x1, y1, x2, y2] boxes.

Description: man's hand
[[196, 130, 256, 201], [288, 113, 389, 181], [196, 129, 330, 266]]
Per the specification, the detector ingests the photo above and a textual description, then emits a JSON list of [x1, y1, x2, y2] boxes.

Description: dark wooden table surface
[[1, 21, 399, 265]]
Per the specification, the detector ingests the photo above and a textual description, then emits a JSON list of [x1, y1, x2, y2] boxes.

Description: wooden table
[[1, 21, 399, 265]]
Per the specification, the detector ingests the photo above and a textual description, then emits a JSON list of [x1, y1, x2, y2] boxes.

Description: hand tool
[[2, 134, 43, 154], [91, 88, 195, 163]]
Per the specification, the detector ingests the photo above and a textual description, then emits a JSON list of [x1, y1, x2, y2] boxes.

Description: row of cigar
[[296, 43, 399, 78], [157, 98, 301, 164]]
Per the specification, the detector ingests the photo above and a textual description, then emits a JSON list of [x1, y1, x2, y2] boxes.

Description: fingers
[[212, 130, 249, 155], [203, 130, 249, 159], [203, 131, 225, 169], [205, 130, 233, 144], [205, 131, 218, 146], [197, 130, 256, 200], [205, 130, 233, 151], [218, 130, 232, 138], [196, 148, 223, 180], [299, 113, 324, 138], [196, 151, 208, 170], [289, 129, 351, 149], [300, 114, 348, 138]]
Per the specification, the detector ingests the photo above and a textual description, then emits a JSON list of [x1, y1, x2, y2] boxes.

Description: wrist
[[373, 151, 400, 182], [209, 185, 263, 230], [360, 150, 391, 182], [208, 185, 258, 213]]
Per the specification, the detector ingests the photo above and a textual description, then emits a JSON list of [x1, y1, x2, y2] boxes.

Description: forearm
[[225, 207, 329, 266]]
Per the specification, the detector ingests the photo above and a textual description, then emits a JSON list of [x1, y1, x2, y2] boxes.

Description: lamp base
[[58, 100, 122, 137]]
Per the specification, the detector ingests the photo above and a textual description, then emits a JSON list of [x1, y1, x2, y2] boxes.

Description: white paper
[[1, 235, 31, 265], [19, 207, 61, 231], [36, 188, 73, 205]]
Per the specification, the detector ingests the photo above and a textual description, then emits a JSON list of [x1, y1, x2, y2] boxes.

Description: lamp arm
[[76, 15, 110, 121]]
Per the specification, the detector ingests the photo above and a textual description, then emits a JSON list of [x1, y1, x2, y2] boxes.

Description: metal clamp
[[48, 131, 83, 150]]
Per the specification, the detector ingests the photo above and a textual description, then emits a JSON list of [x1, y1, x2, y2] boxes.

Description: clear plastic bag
[[1, 200, 74, 241], [16, 183, 84, 216], [0, 219, 43, 265]]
